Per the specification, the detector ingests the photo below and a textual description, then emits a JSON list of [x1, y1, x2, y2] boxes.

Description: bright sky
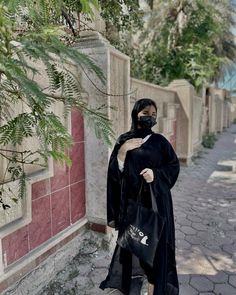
[[220, 1, 236, 92]]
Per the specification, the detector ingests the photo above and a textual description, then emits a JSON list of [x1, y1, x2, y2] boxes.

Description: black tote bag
[[117, 182, 166, 267]]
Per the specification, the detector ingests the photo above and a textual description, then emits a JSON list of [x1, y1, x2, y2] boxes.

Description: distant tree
[[118, 0, 236, 90]]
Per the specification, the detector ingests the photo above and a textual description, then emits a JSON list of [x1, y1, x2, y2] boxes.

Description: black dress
[[100, 131, 180, 295]]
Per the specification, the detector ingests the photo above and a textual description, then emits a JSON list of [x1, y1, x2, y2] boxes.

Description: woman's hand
[[118, 138, 143, 162], [140, 168, 154, 183]]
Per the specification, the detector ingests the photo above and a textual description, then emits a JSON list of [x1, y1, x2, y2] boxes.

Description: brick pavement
[[173, 124, 236, 295], [38, 125, 236, 295]]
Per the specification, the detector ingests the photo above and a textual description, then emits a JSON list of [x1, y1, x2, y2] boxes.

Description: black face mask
[[138, 116, 157, 129]]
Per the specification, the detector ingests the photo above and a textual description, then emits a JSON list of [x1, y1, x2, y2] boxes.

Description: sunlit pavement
[[173, 124, 236, 295]]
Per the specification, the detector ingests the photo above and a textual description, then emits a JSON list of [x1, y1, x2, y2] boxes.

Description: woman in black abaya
[[100, 98, 180, 295]]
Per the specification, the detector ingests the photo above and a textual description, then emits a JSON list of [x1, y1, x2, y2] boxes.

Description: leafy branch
[[0, 0, 114, 210]]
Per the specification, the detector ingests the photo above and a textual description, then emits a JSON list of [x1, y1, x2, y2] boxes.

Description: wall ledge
[[0, 218, 88, 294]]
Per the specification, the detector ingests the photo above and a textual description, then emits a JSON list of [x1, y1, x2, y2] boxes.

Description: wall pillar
[[76, 32, 130, 229], [168, 79, 194, 165]]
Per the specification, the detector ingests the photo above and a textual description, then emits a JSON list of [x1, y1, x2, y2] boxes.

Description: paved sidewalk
[[173, 124, 236, 295], [39, 125, 236, 295]]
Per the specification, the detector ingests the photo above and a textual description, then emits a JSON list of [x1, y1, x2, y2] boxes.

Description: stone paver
[[179, 285, 198, 295], [214, 284, 236, 295], [37, 125, 236, 295], [229, 275, 236, 288], [206, 271, 228, 284], [190, 276, 214, 292], [174, 124, 236, 295]]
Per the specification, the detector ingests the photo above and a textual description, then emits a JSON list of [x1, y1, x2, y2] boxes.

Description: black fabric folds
[[100, 131, 180, 295]]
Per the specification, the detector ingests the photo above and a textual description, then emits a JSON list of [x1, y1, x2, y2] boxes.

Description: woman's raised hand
[[140, 168, 154, 183], [118, 138, 143, 162], [121, 138, 143, 152]]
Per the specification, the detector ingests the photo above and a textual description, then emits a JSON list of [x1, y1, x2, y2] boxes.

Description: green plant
[[0, 0, 114, 209], [202, 133, 217, 149], [99, 0, 144, 33], [233, 118, 236, 124], [119, 0, 236, 90]]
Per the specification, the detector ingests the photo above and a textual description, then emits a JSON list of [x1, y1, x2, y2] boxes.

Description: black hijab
[[118, 98, 157, 146]]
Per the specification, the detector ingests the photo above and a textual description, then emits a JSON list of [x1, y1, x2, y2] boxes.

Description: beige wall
[[110, 51, 131, 137], [168, 80, 194, 164], [77, 32, 130, 226], [229, 96, 236, 123], [207, 87, 227, 133], [192, 95, 204, 153], [130, 78, 179, 140], [0, 61, 67, 231], [129, 80, 235, 164]]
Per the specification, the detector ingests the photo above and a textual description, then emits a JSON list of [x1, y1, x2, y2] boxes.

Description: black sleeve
[[106, 141, 123, 229], [154, 136, 180, 189]]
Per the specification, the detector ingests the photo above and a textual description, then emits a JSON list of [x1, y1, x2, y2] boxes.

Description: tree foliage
[[118, 0, 236, 90], [99, 0, 143, 32], [0, 0, 113, 208]]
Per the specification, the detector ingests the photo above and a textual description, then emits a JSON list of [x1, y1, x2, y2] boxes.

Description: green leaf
[[80, 0, 99, 16], [0, 0, 114, 206]]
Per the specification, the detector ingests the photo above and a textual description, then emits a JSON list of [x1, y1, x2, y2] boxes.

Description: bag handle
[[138, 180, 158, 214], [149, 183, 158, 213]]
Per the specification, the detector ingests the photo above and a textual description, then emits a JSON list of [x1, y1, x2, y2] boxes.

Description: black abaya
[[100, 131, 180, 295]]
